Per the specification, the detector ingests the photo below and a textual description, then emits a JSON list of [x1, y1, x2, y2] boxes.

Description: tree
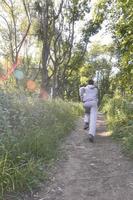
[[0, 0, 31, 63], [34, 0, 109, 98], [85, 43, 114, 103], [107, 0, 133, 95], [34, 0, 90, 97], [87, 0, 133, 98], [0, 0, 32, 90]]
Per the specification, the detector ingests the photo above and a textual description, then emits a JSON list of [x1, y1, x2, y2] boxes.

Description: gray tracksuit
[[79, 84, 98, 136]]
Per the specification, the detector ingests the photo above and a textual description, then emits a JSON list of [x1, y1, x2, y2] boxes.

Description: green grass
[[0, 93, 83, 198], [102, 95, 133, 157]]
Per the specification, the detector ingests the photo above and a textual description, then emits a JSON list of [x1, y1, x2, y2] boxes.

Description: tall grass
[[0, 92, 82, 198], [102, 94, 133, 156]]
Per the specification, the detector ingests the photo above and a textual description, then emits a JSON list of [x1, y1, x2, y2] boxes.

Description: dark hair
[[88, 79, 94, 85]]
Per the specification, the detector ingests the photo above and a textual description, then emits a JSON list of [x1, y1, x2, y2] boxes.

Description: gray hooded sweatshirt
[[79, 84, 98, 102]]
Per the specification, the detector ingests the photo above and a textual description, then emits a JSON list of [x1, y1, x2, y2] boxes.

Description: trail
[[24, 113, 133, 200]]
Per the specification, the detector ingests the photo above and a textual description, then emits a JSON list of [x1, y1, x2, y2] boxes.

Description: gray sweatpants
[[83, 100, 97, 137]]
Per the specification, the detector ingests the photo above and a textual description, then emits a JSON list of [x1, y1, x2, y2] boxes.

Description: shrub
[[102, 94, 133, 156], [0, 92, 82, 198]]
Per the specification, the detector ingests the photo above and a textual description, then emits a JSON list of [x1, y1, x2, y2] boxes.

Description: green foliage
[[109, 0, 133, 94], [0, 92, 82, 198], [102, 94, 133, 156], [93, 0, 110, 25]]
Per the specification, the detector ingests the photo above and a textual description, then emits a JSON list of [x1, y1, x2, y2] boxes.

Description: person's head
[[88, 79, 94, 85]]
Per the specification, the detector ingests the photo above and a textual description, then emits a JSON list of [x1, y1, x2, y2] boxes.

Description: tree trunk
[[40, 1, 50, 96]]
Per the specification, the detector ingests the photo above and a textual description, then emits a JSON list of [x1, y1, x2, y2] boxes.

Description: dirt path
[[29, 113, 133, 200]]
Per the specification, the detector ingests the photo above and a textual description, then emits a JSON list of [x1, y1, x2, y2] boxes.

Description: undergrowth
[[102, 94, 133, 156], [0, 92, 83, 199]]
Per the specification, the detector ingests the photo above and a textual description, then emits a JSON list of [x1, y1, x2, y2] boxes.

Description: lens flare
[[26, 80, 36, 91], [39, 88, 49, 99], [14, 70, 24, 80], [0, 58, 22, 81]]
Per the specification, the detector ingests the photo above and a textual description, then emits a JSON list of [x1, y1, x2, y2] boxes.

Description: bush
[[102, 94, 133, 156], [0, 92, 82, 198]]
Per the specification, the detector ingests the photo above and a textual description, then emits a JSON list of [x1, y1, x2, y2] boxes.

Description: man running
[[79, 80, 98, 143]]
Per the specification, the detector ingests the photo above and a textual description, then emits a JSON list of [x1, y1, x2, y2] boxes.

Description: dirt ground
[[8, 113, 133, 200]]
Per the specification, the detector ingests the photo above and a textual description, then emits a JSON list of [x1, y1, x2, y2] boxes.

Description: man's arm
[[79, 87, 85, 102], [95, 87, 99, 104]]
